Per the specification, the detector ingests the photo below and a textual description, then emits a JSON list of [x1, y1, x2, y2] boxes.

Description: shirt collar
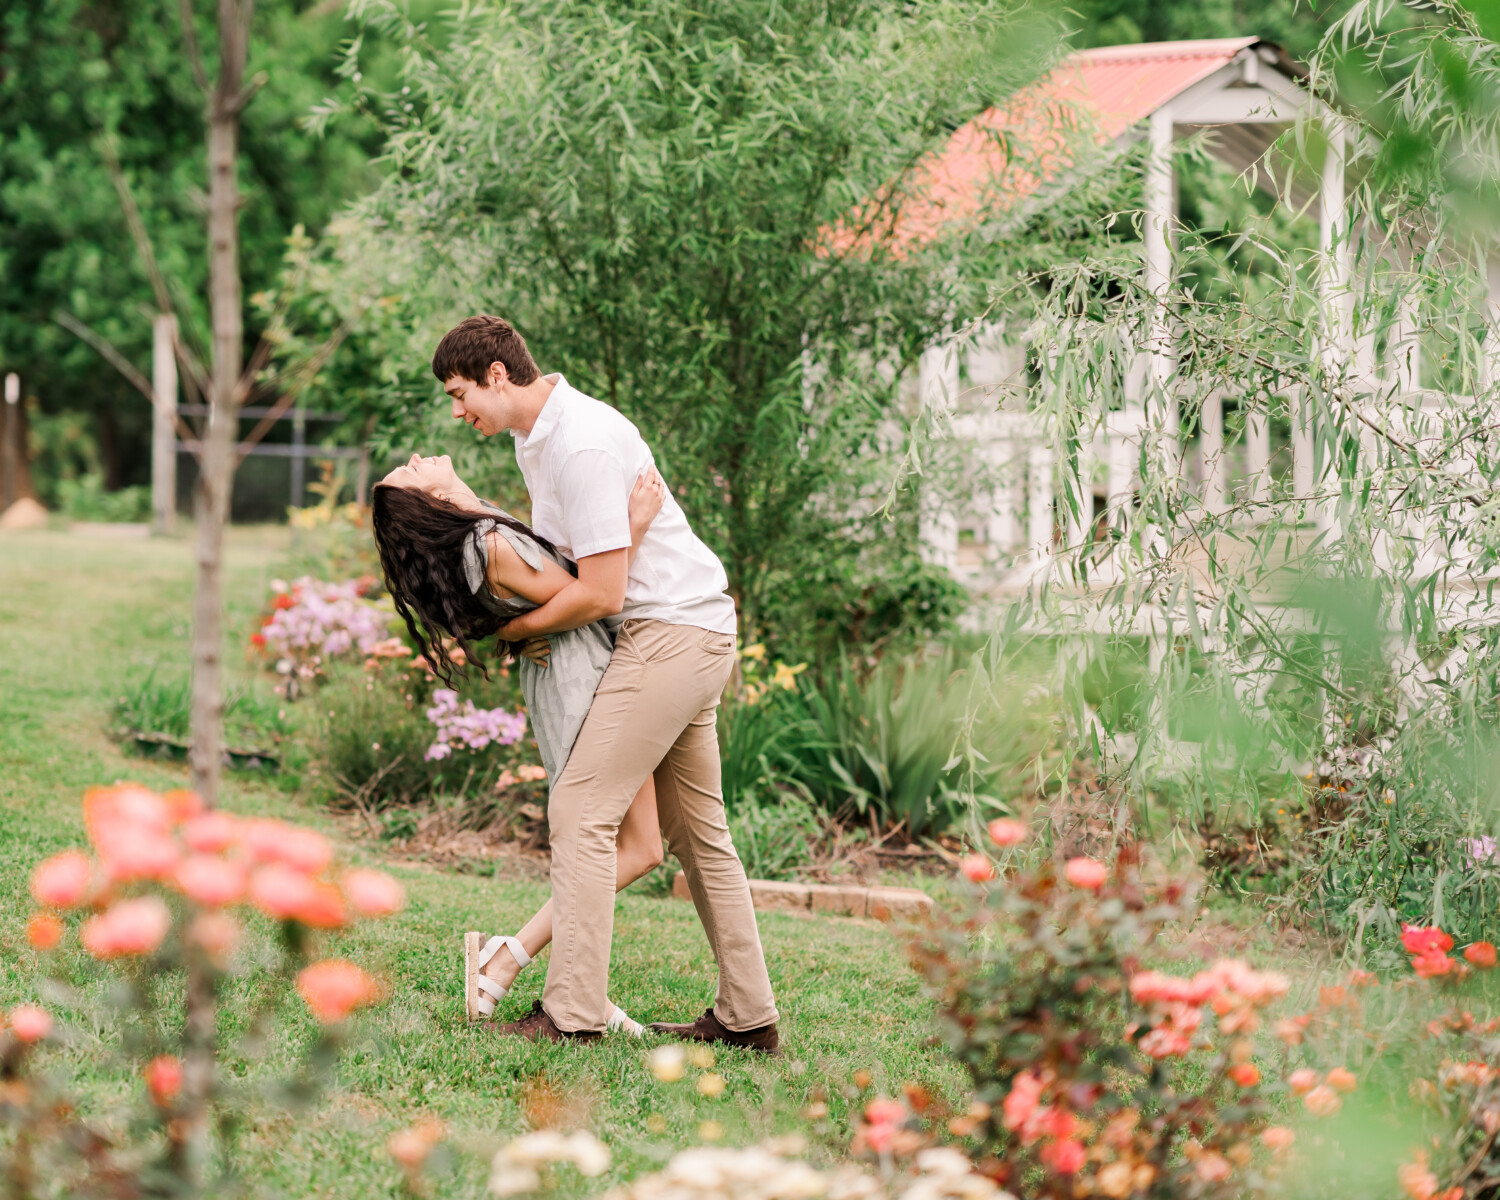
[[513, 373, 569, 451]]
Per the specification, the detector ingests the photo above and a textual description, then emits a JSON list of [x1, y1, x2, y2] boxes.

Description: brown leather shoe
[[647, 1008, 779, 1054], [492, 1000, 602, 1044]]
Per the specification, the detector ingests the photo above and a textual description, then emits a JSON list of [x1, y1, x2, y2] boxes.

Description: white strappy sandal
[[465, 931, 532, 1022], [463, 930, 645, 1034]]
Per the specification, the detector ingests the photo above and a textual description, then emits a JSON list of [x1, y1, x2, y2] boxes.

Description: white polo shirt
[[511, 375, 737, 635]]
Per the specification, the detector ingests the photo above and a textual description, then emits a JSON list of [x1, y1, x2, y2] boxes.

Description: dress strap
[[463, 519, 547, 596]]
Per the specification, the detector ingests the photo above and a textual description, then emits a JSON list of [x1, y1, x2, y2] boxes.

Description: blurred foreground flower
[[297, 960, 380, 1023], [8, 1005, 52, 1044], [10, 784, 399, 1197], [597, 1138, 999, 1200], [490, 1130, 611, 1196], [1063, 857, 1107, 890], [649, 1045, 686, 1082], [959, 855, 994, 883], [144, 1055, 183, 1107], [82, 895, 172, 959], [31, 850, 92, 908]]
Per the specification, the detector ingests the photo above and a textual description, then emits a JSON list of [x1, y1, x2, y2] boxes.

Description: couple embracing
[[370, 315, 779, 1051]]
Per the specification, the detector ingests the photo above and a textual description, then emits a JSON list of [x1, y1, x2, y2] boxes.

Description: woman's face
[[380, 454, 481, 507]]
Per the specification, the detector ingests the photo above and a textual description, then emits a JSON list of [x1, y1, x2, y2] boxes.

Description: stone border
[[671, 872, 933, 920]]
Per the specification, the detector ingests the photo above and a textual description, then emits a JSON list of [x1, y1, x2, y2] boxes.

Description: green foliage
[[0, 0, 420, 500], [113, 665, 287, 753], [726, 795, 823, 883], [307, 0, 1061, 656], [55, 475, 151, 523], [796, 654, 978, 837], [301, 661, 535, 813]]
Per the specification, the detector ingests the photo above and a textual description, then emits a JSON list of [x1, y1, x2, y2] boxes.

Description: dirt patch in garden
[[335, 803, 554, 879]]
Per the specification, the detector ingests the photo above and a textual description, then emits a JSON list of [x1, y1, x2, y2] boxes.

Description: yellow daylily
[[772, 662, 808, 690]]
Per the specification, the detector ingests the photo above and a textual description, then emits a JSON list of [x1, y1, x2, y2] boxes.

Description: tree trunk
[[182, 0, 252, 1181], [189, 0, 249, 809]]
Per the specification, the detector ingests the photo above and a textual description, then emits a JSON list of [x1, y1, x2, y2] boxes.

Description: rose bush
[[3, 783, 402, 1194], [912, 837, 1305, 1200]]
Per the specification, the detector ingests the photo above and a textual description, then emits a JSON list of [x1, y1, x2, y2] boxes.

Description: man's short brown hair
[[431, 315, 540, 387]]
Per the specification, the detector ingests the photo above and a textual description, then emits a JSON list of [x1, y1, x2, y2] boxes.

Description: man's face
[[444, 366, 509, 437]]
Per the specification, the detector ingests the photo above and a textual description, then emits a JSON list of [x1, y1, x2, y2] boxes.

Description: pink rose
[[987, 818, 1028, 847], [181, 812, 240, 854], [9, 1005, 52, 1044], [960, 854, 995, 883], [249, 863, 318, 921], [297, 960, 379, 1023], [175, 855, 248, 908], [341, 869, 406, 918], [80, 896, 171, 959], [31, 850, 92, 908], [1063, 857, 1107, 889], [145, 1055, 183, 1106], [99, 828, 180, 884], [1039, 1138, 1085, 1174]]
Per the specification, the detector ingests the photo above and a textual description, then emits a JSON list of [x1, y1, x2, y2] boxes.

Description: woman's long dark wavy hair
[[370, 485, 555, 685]]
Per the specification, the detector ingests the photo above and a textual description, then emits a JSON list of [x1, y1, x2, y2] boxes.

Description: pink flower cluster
[[259, 577, 392, 663], [424, 689, 527, 761], [29, 785, 403, 1023], [1129, 959, 1290, 1057], [1002, 1068, 1086, 1174]]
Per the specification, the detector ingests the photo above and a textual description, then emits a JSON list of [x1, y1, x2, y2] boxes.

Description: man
[[431, 314, 780, 1050]]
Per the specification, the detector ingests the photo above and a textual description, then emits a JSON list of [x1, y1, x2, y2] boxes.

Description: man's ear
[[488, 361, 508, 389]]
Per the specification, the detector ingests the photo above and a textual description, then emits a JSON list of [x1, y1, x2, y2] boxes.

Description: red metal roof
[[1066, 38, 1260, 139], [827, 38, 1265, 254]]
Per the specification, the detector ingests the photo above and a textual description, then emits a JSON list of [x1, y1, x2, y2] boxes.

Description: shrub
[[912, 838, 1299, 1199], [56, 473, 152, 523], [114, 666, 288, 756], [249, 576, 394, 697], [727, 795, 823, 882], [4, 784, 400, 1193], [305, 652, 538, 813], [795, 652, 981, 837]]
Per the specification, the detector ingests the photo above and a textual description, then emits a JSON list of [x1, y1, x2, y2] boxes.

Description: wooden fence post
[[152, 314, 178, 535], [2, 374, 17, 511]]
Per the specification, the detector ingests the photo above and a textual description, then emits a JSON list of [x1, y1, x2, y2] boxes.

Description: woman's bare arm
[[482, 533, 575, 606]]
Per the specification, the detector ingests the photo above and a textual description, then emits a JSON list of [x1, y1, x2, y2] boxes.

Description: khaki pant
[[542, 619, 779, 1034]]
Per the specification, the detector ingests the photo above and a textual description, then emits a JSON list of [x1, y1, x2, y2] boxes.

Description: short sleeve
[[555, 448, 632, 558]]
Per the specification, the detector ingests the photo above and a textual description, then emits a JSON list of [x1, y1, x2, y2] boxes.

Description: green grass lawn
[[0, 526, 961, 1197]]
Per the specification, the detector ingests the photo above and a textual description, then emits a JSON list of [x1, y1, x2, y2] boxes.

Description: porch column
[[151, 314, 178, 536], [1394, 286, 1422, 395], [1144, 106, 1179, 475], [987, 414, 1026, 551], [1245, 409, 1271, 508], [917, 339, 959, 571], [1483, 257, 1500, 395], [2, 373, 17, 511], [1308, 115, 1350, 518], [1027, 438, 1054, 560], [1200, 390, 1226, 515]]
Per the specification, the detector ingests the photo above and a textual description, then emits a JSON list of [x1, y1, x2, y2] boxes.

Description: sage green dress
[[462, 504, 615, 784]]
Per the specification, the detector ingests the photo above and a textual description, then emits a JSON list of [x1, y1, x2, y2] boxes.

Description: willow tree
[[309, 0, 1063, 659]]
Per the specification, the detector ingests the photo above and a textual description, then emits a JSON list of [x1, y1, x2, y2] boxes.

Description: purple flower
[[1466, 836, 1499, 867], [423, 690, 527, 759]]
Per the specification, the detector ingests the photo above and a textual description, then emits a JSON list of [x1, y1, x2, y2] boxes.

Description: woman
[[372, 453, 665, 1034]]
